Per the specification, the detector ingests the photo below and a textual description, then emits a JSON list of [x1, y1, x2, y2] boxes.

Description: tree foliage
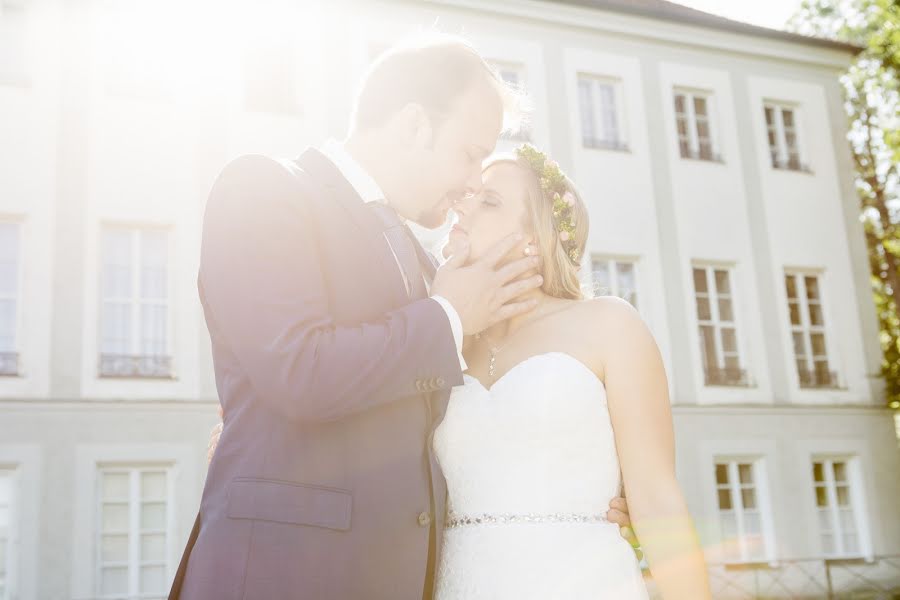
[[788, 0, 900, 409]]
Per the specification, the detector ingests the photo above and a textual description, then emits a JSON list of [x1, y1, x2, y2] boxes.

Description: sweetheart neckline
[[462, 351, 605, 394]]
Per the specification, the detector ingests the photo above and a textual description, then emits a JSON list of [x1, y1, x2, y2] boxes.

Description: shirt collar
[[319, 139, 386, 205]]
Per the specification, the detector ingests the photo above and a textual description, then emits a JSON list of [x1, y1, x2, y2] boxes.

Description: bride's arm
[[595, 297, 711, 600]]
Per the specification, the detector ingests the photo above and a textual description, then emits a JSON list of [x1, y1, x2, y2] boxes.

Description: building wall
[[0, 0, 897, 597], [674, 406, 900, 559]]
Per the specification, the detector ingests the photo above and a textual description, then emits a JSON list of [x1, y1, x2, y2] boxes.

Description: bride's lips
[[450, 224, 467, 236]]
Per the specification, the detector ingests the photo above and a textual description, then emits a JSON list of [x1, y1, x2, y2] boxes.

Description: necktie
[[368, 202, 435, 298]]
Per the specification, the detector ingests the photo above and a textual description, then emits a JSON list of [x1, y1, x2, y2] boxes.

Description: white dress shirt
[[319, 139, 467, 371]]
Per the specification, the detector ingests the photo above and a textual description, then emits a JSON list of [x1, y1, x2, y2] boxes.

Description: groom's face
[[403, 80, 503, 229]]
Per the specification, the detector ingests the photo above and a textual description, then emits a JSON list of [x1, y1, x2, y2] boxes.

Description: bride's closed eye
[[481, 191, 501, 207]]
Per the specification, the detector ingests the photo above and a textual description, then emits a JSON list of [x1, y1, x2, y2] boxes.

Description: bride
[[431, 144, 711, 599]]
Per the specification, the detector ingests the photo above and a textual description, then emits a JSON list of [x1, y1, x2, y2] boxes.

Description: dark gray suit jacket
[[172, 148, 463, 599]]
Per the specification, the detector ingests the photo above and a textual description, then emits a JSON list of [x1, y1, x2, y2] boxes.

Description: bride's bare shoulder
[[576, 295, 641, 326], [578, 296, 656, 353], [555, 297, 647, 380]]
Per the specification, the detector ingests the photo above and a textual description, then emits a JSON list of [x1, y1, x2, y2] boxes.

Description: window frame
[[0, 466, 19, 600], [713, 458, 774, 564], [71, 443, 198, 600], [489, 60, 532, 143], [673, 88, 722, 162], [590, 255, 639, 308], [811, 456, 867, 558], [0, 0, 29, 85], [784, 271, 839, 389], [98, 225, 174, 379], [692, 264, 750, 387], [0, 220, 22, 377], [94, 464, 175, 599], [577, 73, 628, 152], [763, 101, 811, 173]]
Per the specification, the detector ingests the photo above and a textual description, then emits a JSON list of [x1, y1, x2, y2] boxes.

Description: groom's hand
[[607, 496, 642, 560], [432, 233, 543, 335]]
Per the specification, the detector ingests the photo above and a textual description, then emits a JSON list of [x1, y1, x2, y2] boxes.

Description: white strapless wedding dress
[[433, 352, 649, 599]]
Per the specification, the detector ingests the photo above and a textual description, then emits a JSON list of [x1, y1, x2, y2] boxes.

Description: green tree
[[788, 0, 900, 409]]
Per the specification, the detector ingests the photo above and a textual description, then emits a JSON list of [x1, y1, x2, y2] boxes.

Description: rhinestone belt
[[445, 511, 609, 529]]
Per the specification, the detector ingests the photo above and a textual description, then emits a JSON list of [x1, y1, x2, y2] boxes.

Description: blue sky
[[672, 0, 804, 30]]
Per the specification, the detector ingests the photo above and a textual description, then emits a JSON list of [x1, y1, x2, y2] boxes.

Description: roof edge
[[553, 0, 864, 55]]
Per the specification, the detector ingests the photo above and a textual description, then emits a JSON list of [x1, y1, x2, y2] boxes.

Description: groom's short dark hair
[[351, 32, 519, 133]]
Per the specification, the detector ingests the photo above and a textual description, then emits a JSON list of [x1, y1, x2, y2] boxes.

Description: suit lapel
[[368, 203, 431, 301], [294, 148, 385, 239], [293, 148, 425, 309]]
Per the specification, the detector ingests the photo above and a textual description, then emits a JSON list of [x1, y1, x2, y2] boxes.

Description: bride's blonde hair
[[483, 150, 589, 300]]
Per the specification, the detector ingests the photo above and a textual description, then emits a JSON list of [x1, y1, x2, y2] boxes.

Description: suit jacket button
[[417, 511, 432, 527]]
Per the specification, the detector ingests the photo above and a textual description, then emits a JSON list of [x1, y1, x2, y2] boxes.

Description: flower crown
[[515, 143, 581, 265]]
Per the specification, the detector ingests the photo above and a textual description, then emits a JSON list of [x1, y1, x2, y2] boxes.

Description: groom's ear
[[397, 102, 434, 151]]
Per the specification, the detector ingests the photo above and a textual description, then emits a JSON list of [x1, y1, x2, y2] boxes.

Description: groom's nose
[[453, 191, 478, 215], [465, 170, 484, 194]]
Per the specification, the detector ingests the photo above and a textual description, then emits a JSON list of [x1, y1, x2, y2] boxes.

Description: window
[[102, 0, 169, 97], [785, 272, 837, 388], [715, 460, 769, 562], [592, 257, 638, 308], [97, 465, 172, 599], [0, 224, 19, 376], [99, 227, 172, 378], [577, 75, 627, 151], [674, 89, 720, 161], [243, 40, 300, 115], [0, 468, 18, 600], [0, 0, 27, 82], [764, 102, 808, 172], [491, 62, 531, 142], [693, 266, 749, 386], [812, 458, 864, 557]]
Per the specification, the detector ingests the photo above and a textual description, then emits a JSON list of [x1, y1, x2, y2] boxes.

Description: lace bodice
[[434, 352, 620, 517]]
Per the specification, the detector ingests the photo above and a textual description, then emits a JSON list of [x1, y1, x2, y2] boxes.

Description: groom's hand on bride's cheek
[[432, 233, 544, 335], [607, 496, 642, 559]]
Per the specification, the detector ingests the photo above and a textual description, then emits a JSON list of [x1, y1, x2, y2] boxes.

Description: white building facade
[[0, 0, 898, 598]]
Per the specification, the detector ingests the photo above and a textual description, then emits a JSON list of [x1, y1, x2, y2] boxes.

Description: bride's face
[[446, 161, 533, 265]]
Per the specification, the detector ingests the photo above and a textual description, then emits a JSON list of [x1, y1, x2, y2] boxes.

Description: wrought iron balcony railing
[[680, 147, 724, 162], [704, 366, 752, 387], [98, 354, 173, 379], [583, 136, 630, 152], [798, 368, 841, 389], [0, 351, 19, 376], [773, 157, 814, 173], [500, 129, 531, 142], [643, 554, 900, 599]]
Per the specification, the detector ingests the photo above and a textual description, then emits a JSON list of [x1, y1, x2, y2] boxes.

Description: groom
[[172, 34, 635, 600]]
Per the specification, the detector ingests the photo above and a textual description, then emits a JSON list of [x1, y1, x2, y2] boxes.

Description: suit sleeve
[[198, 155, 464, 423]]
